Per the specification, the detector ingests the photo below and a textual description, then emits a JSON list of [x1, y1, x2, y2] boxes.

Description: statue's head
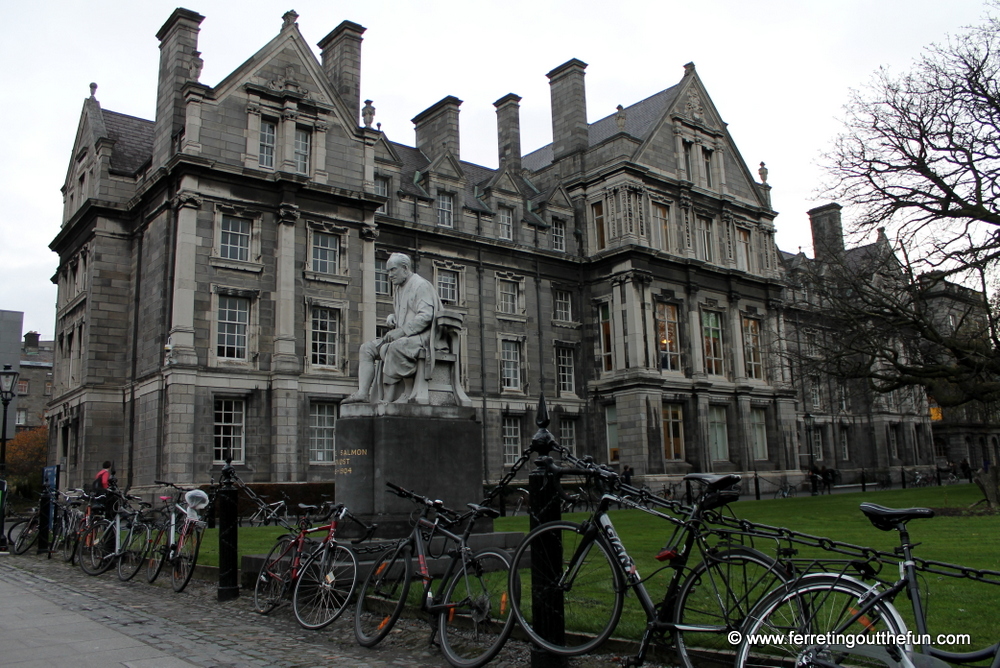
[[386, 252, 413, 286]]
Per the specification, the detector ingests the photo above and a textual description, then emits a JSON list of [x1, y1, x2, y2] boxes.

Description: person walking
[[621, 465, 633, 486]]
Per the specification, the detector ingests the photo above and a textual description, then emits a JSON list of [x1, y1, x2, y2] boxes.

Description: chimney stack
[[808, 203, 845, 263], [494, 94, 522, 172], [318, 21, 366, 126], [153, 8, 205, 169], [547, 59, 589, 162], [413, 96, 462, 162], [23, 332, 39, 351]]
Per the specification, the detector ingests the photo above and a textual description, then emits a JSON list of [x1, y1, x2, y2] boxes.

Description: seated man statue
[[344, 252, 443, 403]]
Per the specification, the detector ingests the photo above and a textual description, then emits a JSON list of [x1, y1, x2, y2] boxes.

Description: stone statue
[[344, 253, 443, 403], [362, 100, 376, 128]]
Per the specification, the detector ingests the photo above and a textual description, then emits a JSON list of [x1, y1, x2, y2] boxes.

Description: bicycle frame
[[404, 508, 470, 617]]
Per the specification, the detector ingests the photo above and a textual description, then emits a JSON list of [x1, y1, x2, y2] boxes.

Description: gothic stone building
[[48, 8, 931, 491]]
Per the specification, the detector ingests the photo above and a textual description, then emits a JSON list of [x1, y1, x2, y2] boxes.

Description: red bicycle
[[253, 501, 376, 630]]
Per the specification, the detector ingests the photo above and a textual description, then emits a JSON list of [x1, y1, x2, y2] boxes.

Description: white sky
[[0, 0, 989, 339]]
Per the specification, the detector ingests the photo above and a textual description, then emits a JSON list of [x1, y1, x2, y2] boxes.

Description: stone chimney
[[412, 96, 462, 162], [494, 93, 522, 171], [153, 8, 205, 169], [808, 203, 845, 263], [23, 332, 39, 352], [547, 59, 589, 162], [318, 21, 366, 125]]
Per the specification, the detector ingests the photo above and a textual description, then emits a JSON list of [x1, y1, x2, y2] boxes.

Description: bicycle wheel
[[292, 543, 358, 630], [79, 520, 115, 575], [254, 535, 295, 613], [673, 548, 788, 668], [439, 548, 515, 668], [508, 520, 625, 656], [12, 516, 40, 555], [354, 542, 413, 647], [736, 574, 907, 668], [146, 525, 169, 583], [171, 522, 204, 592], [249, 510, 266, 527], [117, 521, 150, 582], [61, 521, 80, 563], [6, 518, 27, 546]]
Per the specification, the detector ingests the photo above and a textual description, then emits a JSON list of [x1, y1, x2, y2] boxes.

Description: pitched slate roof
[[100, 110, 154, 176], [522, 85, 682, 172]]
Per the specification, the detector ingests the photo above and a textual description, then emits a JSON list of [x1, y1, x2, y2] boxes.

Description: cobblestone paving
[[1, 553, 672, 668]]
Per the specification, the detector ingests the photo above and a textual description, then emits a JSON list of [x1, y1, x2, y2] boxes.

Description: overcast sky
[[0, 0, 989, 339]]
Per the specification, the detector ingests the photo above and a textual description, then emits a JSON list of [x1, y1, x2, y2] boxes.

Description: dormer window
[[437, 193, 454, 227], [498, 206, 513, 240]]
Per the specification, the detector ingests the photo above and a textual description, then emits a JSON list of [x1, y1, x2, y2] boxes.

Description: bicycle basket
[[185, 489, 210, 510]]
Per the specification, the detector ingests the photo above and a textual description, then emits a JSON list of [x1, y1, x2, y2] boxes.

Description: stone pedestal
[[336, 403, 485, 537]]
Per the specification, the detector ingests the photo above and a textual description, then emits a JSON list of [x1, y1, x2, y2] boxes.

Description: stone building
[[17, 332, 53, 433], [48, 8, 929, 492]]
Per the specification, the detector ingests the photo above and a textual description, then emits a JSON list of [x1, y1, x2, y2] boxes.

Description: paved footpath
[[0, 553, 652, 668]]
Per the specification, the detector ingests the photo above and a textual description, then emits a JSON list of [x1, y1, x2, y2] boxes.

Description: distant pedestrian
[[820, 465, 834, 494], [960, 458, 972, 481], [621, 465, 633, 486]]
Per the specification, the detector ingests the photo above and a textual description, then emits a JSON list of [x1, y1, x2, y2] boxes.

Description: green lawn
[[496, 483, 1000, 651]]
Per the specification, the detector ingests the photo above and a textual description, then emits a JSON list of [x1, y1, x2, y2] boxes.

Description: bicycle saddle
[[466, 503, 500, 520], [683, 473, 741, 493], [859, 502, 934, 531]]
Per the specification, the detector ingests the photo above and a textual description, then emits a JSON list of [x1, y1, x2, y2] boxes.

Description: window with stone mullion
[[217, 296, 249, 359]]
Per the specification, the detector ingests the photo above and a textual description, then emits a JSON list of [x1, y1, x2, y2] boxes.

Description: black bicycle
[[354, 482, 515, 668]]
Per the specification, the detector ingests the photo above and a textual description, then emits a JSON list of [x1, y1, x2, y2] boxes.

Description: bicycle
[[78, 488, 153, 581], [354, 482, 515, 668], [507, 450, 789, 668], [253, 501, 375, 630], [773, 480, 797, 499], [240, 491, 290, 527], [145, 480, 209, 592], [734, 501, 1000, 668]]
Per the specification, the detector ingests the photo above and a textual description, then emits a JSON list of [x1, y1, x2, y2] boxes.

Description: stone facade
[[48, 8, 936, 492]]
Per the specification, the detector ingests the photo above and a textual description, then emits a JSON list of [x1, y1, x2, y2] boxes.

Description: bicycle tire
[[292, 543, 358, 630], [79, 520, 115, 575], [171, 522, 203, 592], [12, 516, 40, 555], [439, 548, 515, 668], [673, 548, 788, 668], [117, 521, 150, 582], [735, 573, 907, 668], [508, 520, 625, 656], [254, 535, 295, 613], [61, 523, 80, 563], [146, 525, 169, 583], [6, 518, 27, 546], [354, 542, 413, 647]]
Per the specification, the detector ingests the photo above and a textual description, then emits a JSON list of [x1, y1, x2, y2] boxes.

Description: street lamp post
[[804, 412, 817, 495], [0, 364, 20, 553]]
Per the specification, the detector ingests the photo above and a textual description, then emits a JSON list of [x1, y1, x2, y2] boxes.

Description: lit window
[[220, 216, 251, 262], [554, 290, 573, 322], [742, 317, 763, 380], [500, 339, 521, 391], [259, 120, 276, 169], [437, 193, 454, 227], [438, 269, 459, 305], [599, 302, 613, 372], [375, 258, 390, 295], [556, 347, 575, 395], [552, 219, 566, 252], [593, 201, 606, 250], [310, 306, 340, 367], [503, 417, 521, 466], [750, 408, 767, 460], [498, 207, 513, 240], [663, 404, 684, 460], [294, 127, 311, 174], [497, 279, 518, 315], [657, 303, 681, 371], [606, 404, 619, 462], [375, 176, 390, 214], [309, 403, 336, 463], [214, 398, 245, 464], [217, 296, 249, 359], [702, 311, 724, 376], [311, 232, 340, 275], [709, 406, 729, 461]]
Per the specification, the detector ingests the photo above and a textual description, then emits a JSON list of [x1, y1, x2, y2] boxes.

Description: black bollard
[[217, 459, 239, 601], [861, 469, 867, 493], [36, 485, 51, 554], [936, 467, 942, 486], [754, 470, 761, 501], [528, 395, 567, 668], [901, 467, 907, 489]]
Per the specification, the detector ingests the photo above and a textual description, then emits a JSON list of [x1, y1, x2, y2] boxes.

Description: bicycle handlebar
[[385, 482, 460, 522]]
